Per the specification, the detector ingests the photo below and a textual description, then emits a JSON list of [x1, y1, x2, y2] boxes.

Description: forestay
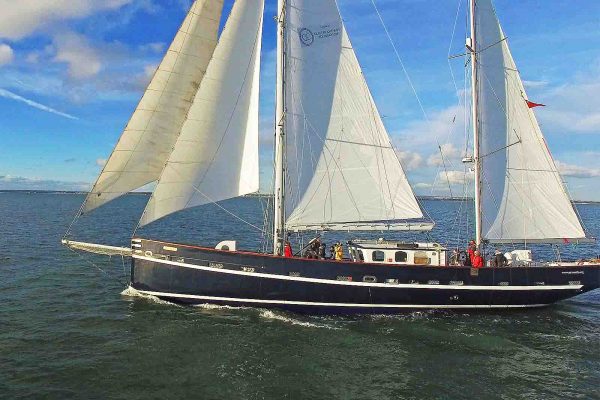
[[139, 0, 263, 226], [83, 0, 224, 213], [475, 0, 587, 242], [283, 0, 425, 231]]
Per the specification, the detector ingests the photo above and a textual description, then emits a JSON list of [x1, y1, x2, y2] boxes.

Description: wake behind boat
[[63, 0, 599, 313]]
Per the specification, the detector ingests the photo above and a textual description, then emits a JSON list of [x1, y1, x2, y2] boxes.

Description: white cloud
[[96, 158, 107, 167], [53, 32, 102, 80], [427, 142, 461, 167], [537, 81, 600, 134], [0, 0, 133, 40], [0, 88, 77, 119], [414, 169, 474, 195], [396, 150, 423, 171], [140, 42, 166, 53], [532, 60, 600, 135], [441, 169, 474, 186], [393, 104, 466, 151], [522, 80, 548, 89], [0, 175, 90, 191], [0, 43, 14, 66], [556, 161, 600, 178]]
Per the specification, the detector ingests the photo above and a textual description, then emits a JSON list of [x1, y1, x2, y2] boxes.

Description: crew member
[[318, 243, 326, 259], [450, 249, 459, 266], [334, 242, 343, 261], [467, 240, 477, 265], [492, 249, 507, 267], [284, 241, 293, 258], [472, 250, 484, 268]]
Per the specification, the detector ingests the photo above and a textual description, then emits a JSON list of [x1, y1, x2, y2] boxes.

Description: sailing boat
[[63, 0, 599, 313]]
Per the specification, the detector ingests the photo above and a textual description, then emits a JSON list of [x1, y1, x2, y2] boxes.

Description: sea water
[[1, 192, 598, 399]]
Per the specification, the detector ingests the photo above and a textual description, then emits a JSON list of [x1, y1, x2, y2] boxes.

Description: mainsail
[[138, 0, 264, 226], [281, 0, 427, 232], [83, 0, 224, 213], [474, 0, 587, 243]]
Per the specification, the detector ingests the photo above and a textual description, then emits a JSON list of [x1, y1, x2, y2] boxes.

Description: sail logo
[[299, 28, 314, 46], [298, 24, 341, 47]]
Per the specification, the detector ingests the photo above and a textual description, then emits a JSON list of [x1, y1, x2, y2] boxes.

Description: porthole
[[395, 251, 408, 262], [372, 251, 385, 262]]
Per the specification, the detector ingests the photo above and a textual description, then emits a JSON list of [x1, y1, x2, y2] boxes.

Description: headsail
[[83, 0, 224, 213], [138, 0, 264, 226], [282, 0, 426, 232], [475, 0, 587, 243]]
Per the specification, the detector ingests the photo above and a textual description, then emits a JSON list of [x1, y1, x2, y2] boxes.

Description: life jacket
[[334, 245, 343, 260]]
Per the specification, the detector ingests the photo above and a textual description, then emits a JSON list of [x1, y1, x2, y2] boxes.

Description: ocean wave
[[120, 286, 180, 307], [258, 310, 341, 329]]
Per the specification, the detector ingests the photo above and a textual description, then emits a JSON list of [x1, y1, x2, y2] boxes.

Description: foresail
[[283, 0, 424, 231], [476, 0, 586, 242], [138, 0, 263, 227], [83, 0, 224, 213]]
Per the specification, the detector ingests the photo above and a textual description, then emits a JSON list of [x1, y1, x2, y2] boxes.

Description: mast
[[273, 0, 286, 255], [469, 0, 483, 248]]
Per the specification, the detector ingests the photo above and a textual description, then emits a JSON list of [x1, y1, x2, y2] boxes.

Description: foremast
[[273, 0, 287, 255], [468, 0, 483, 248]]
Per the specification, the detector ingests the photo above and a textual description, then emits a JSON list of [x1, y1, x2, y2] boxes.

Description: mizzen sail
[[282, 0, 426, 232], [138, 0, 263, 227], [83, 0, 224, 213], [475, 0, 587, 243]]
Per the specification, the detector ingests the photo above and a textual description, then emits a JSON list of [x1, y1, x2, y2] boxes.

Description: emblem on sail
[[298, 28, 314, 46]]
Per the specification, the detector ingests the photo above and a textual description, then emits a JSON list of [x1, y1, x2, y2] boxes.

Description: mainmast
[[469, 0, 483, 248], [273, 0, 286, 255]]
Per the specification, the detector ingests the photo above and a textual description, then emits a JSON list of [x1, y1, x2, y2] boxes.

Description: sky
[[0, 0, 598, 200]]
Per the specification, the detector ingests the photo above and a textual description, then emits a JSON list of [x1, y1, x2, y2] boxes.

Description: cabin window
[[395, 251, 408, 262], [358, 250, 364, 261], [372, 251, 385, 262], [414, 251, 430, 265]]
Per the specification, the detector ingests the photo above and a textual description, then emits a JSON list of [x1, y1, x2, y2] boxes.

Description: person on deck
[[450, 249, 459, 266], [284, 241, 293, 258], [458, 250, 469, 266], [472, 250, 484, 268], [467, 240, 477, 264], [492, 249, 507, 267], [318, 243, 326, 259], [334, 242, 343, 261]]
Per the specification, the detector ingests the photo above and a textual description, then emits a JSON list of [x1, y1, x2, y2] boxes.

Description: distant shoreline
[[1, 190, 599, 205]]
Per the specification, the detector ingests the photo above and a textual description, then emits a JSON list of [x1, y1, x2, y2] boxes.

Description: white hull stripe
[[133, 255, 583, 291], [137, 290, 549, 309]]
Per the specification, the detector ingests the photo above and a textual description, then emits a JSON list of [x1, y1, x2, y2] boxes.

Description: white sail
[[475, 0, 586, 243], [283, 0, 425, 231], [83, 0, 224, 213], [138, 0, 263, 227]]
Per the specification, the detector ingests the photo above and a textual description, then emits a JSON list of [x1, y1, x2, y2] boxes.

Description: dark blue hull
[[130, 239, 600, 314]]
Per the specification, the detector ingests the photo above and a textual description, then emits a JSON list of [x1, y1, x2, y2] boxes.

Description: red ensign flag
[[526, 100, 546, 108]]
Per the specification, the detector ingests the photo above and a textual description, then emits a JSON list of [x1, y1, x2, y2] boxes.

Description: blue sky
[[0, 0, 598, 200]]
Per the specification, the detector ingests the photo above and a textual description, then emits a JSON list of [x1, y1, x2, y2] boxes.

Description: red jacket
[[468, 248, 475, 263], [472, 255, 484, 268], [284, 243, 293, 258]]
